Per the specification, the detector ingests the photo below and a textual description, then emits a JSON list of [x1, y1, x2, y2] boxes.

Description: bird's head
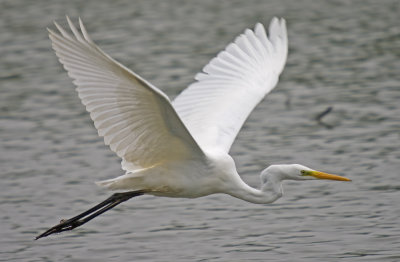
[[261, 164, 351, 183]]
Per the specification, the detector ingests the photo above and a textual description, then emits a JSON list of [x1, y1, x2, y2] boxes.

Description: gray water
[[1, 0, 399, 261]]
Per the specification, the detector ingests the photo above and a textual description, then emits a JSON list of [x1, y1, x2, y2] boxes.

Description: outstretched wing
[[173, 18, 288, 153], [49, 17, 204, 171]]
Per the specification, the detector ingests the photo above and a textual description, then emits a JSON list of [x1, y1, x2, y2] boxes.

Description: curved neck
[[226, 172, 283, 204]]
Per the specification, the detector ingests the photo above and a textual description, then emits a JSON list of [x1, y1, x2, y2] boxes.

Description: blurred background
[[1, 0, 399, 261]]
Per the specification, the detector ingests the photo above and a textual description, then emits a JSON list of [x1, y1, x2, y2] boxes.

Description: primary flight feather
[[173, 19, 287, 152], [37, 17, 350, 239], [49, 17, 203, 171]]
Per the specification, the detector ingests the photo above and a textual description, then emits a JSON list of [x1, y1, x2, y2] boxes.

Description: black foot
[[36, 190, 146, 240]]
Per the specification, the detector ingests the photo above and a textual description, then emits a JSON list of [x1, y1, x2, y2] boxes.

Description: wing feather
[[173, 18, 288, 152], [49, 17, 204, 171]]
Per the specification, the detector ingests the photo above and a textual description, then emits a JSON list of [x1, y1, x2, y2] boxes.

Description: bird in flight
[[36, 17, 351, 240]]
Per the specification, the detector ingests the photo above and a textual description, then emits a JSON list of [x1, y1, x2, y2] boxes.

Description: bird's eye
[[300, 170, 306, 175]]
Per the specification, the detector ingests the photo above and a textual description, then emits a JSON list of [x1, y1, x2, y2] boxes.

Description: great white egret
[[36, 17, 351, 240]]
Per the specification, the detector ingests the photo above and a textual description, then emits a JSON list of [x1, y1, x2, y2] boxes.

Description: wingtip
[[66, 15, 73, 29], [78, 16, 94, 43], [254, 22, 265, 34], [47, 27, 57, 37], [268, 17, 287, 40], [254, 17, 286, 36], [269, 17, 279, 31], [53, 20, 60, 28], [270, 17, 286, 27]]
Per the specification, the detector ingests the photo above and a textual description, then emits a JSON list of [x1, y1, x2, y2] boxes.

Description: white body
[[99, 150, 253, 197], [48, 17, 349, 205]]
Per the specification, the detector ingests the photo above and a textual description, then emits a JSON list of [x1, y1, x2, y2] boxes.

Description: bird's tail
[[96, 173, 145, 191]]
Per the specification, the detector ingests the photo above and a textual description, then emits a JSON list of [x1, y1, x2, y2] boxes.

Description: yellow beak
[[306, 170, 351, 181]]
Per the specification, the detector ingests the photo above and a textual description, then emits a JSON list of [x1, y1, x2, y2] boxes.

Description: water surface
[[1, 0, 399, 261]]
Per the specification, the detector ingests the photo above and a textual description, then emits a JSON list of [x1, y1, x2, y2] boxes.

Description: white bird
[[36, 17, 351, 239]]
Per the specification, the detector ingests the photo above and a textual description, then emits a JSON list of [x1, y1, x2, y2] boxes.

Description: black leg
[[35, 190, 146, 240]]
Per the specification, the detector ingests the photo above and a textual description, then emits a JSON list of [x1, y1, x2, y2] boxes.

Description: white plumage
[[173, 20, 287, 152], [37, 17, 350, 239], [47, 16, 350, 199]]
